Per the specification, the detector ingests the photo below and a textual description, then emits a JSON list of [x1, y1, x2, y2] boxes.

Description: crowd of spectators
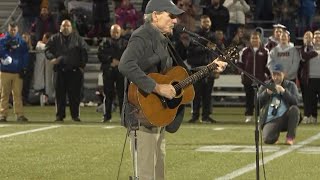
[[0, 0, 319, 124]]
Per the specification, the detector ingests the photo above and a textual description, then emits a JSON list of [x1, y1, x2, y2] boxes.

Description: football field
[[0, 106, 319, 180]]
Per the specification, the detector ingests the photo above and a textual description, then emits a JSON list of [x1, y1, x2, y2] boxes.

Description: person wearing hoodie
[[0, 22, 29, 122], [267, 30, 300, 82]]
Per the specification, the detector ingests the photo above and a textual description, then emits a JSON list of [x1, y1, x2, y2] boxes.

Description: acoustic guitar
[[128, 47, 238, 127]]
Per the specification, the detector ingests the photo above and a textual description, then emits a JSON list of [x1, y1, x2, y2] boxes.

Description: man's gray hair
[[144, 13, 153, 23]]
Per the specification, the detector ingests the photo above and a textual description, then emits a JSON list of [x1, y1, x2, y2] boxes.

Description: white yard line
[[0, 125, 10, 128], [0, 125, 60, 139], [215, 132, 320, 180]]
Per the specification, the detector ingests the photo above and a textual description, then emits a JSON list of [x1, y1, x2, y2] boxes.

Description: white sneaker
[[310, 116, 317, 124], [245, 116, 252, 123], [302, 116, 310, 124]]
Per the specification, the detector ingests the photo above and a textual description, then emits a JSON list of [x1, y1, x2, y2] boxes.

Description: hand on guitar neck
[[153, 84, 176, 100], [212, 59, 228, 73]]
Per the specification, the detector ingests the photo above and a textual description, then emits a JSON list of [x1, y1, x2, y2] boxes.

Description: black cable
[[258, 95, 267, 180], [116, 127, 130, 180]]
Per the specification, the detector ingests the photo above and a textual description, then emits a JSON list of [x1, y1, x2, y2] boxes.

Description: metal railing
[[0, 1, 22, 31]]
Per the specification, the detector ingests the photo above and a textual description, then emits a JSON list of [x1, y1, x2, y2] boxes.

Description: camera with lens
[[5, 39, 19, 51], [270, 99, 280, 116]]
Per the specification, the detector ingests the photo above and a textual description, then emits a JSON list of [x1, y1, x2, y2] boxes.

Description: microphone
[[174, 24, 211, 42]]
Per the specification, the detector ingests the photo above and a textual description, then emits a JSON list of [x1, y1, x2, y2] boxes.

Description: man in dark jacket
[[187, 15, 217, 123], [203, 0, 229, 32], [237, 32, 269, 123], [98, 24, 127, 122], [118, 0, 227, 178], [45, 20, 88, 122], [0, 22, 29, 122], [258, 63, 300, 145]]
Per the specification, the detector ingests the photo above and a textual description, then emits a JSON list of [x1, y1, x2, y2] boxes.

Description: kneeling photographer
[[0, 22, 29, 122], [258, 64, 300, 145]]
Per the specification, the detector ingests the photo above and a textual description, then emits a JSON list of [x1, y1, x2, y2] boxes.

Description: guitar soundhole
[[166, 81, 182, 109]]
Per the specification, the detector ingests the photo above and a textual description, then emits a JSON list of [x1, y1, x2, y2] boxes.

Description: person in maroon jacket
[[237, 32, 270, 122], [265, 24, 286, 51]]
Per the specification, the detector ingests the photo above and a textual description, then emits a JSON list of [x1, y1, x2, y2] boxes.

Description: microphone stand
[[191, 38, 277, 180]]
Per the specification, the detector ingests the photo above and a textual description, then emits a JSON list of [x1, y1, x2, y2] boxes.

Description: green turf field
[[0, 106, 319, 180]]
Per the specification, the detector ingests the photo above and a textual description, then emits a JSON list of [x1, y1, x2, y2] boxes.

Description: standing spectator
[[19, 0, 42, 33], [187, 15, 217, 123], [267, 30, 300, 82], [33, 32, 51, 93], [0, 22, 29, 122], [115, 0, 141, 31], [87, 0, 110, 38], [237, 32, 269, 123], [300, 30, 320, 124], [21, 32, 35, 105], [203, 0, 230, 32], [30, 7, 58, 47], [223, 0, 250, 40], [298, 31, 317, 124], [299, 0, 317, 36], [265, 24, 285, 51], [254, 0, 273, 25], [97, 24, 127, 122], [258, 63, 300, 145], [272, 0, 300, 43], [45, 20, 88, 122]]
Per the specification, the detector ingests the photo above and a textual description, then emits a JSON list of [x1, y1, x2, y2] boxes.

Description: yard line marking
[[216, 132, 320, 180], [0, 125, 60, 139], [0, 125, 10, 128]]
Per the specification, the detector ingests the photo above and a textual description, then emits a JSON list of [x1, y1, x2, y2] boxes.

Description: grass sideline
[[0, 106, 320, 179]]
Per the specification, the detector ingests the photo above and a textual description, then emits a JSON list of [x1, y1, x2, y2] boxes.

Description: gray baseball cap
[[145, 0, 184, 15]]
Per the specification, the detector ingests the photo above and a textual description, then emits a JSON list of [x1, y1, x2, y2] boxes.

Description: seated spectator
[[258, 64, 300, 145], [223, 0, 250, 40], [115, 0, 141, 31], [203, 0, 229, 32]]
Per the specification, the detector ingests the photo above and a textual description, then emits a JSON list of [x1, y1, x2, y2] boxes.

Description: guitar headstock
[[220, 46, 239, 63]]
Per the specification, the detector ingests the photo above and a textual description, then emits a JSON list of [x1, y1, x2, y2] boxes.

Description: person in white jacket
[[34, 32, 55, 103], [223, 0, 250, 40]]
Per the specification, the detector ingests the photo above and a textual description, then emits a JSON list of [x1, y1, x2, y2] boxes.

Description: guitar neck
[[174, 63, 217, 91]]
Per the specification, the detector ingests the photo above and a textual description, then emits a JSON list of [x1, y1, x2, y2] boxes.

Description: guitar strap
[[166, 37, 192, 75], [165, 37, 189, 133]]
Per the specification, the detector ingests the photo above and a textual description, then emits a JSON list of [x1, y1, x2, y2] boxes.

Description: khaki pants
[[0, 72, 24, 117], [130, 126, 165, 180]]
